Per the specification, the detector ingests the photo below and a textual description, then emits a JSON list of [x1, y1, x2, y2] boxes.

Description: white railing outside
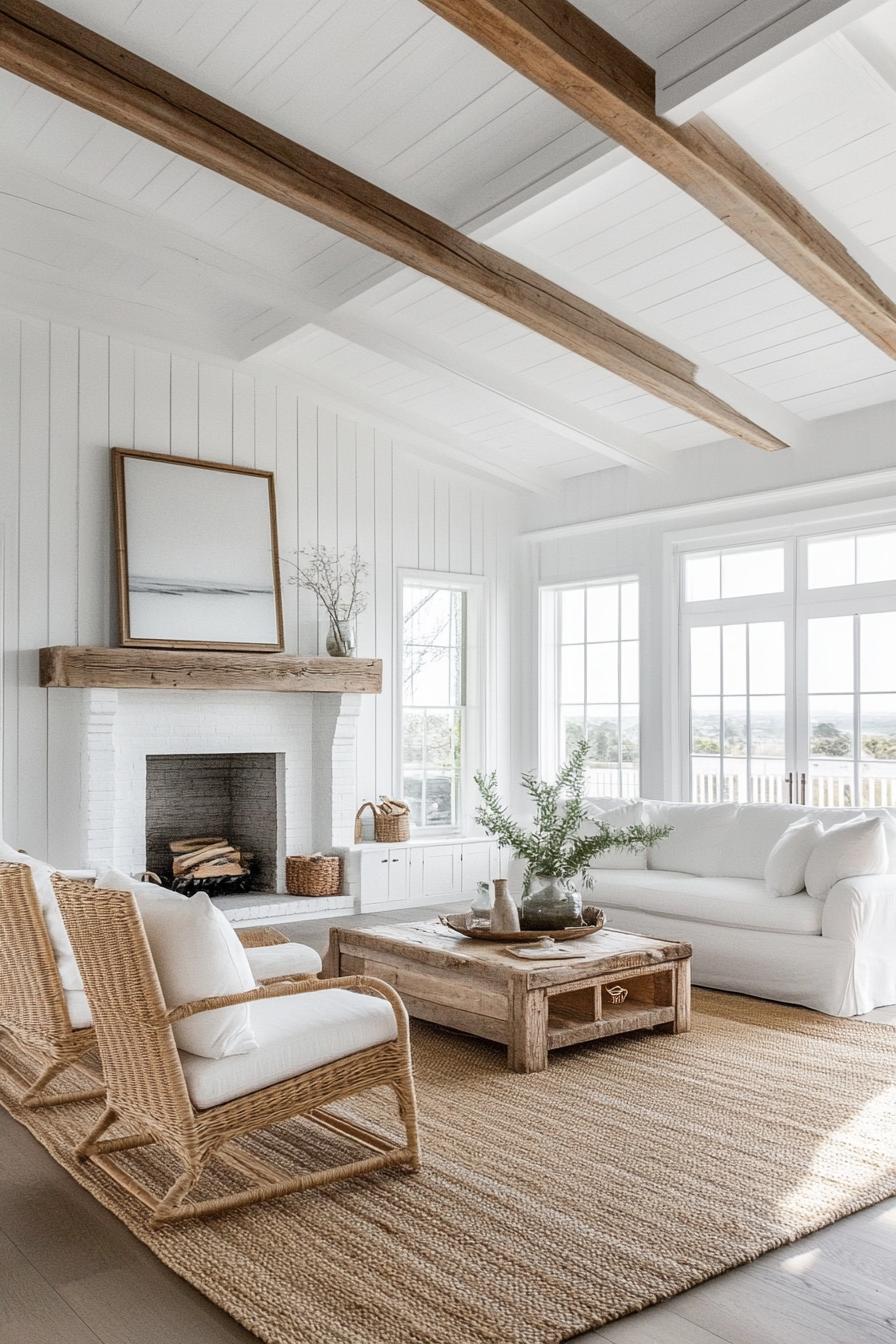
[[692, 767, 896, 808]]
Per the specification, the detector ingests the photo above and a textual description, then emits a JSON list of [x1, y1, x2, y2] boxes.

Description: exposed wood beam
[[0, 0, 784, 451], [418, 0, 896, 362]]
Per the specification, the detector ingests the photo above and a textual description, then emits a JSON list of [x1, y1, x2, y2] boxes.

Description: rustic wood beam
[[39, 647, 383, 693], [0, 0, 784, 450], [418, 0, 896, 362]]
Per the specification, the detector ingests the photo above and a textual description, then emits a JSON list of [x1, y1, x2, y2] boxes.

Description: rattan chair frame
[[0, 862, 306, 1110], [53, 877, 421, 1225], [0, 862, 105, 1108]]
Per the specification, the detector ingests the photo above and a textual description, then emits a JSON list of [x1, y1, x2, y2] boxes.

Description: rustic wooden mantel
[[39, 646, 382, 694]]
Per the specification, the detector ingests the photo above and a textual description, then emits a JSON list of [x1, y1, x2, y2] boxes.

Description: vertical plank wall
[[0, 314, 521, 862]]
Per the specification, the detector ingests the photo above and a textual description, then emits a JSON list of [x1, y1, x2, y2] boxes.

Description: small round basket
[[285, 854, 341, 897]]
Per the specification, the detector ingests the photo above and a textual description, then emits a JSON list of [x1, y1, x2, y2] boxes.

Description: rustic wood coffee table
[[327, 922, 691, 1073]]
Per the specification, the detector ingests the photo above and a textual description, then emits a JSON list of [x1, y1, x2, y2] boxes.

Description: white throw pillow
[[95, 867, 184, 902], [764, 816, 823, 897], [0, 840, 84, 1003], [804, 814, 888, 899], [583, 801, 648, 871], [134, 892, 258, 1059]]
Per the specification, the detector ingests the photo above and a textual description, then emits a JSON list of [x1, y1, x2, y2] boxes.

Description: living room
[[0, 2, 894, 1342]]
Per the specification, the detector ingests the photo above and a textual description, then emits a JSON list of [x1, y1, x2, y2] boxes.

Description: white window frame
[[396, 569, 488, 836], [664, 496, 896, 802], [538, 575, 641, 798]]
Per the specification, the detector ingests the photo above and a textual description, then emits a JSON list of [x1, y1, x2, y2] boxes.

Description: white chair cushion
[[245, 942, 322, 980], [644, 803, 740, 878], [180, 988, 397, 1110], [593, 870, 823, 935], [804, 815, 888, 899], [135, 892, 258, 1060], [764, 816, 824, 897], [0, 840, 85, 1021], [583, 801, 647, 871]]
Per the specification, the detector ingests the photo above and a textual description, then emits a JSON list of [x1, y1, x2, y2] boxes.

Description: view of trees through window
[[401, 583, 466, 829], [549, 580, 639, 799]]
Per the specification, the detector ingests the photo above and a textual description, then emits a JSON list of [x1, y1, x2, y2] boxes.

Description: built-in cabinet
[[338, 837, 500, 911]]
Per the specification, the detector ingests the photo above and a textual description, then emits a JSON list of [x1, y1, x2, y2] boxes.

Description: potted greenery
[[473, 740, 671, 930]]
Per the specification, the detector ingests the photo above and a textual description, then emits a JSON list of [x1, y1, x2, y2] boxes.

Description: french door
[[680, 527, 896, 806]]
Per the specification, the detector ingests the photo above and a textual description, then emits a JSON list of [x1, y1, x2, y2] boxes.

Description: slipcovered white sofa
[[585, 800, 896, 1017]]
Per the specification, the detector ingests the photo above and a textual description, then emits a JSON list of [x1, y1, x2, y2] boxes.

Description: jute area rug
[[2, 989, 895, 1344]]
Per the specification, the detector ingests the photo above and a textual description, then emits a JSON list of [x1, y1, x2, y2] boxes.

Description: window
[[540, 579, 639, 798], [400, 577, 481, 831], [678, 523, 896, 807]]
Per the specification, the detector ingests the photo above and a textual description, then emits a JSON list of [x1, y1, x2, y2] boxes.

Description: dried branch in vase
[[282, 546, 369, 656]]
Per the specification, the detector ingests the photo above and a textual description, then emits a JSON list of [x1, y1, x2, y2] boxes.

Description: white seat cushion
[[593, 870, 823, 935], [179, 988, 397, 1110], [245, 942, 322, 980]]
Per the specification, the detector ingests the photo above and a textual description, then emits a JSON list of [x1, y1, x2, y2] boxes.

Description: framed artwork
[[112, 448, 284, 651]]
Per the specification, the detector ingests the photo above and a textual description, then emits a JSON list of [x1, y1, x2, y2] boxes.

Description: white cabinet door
[[460, 842, 492, 893], [360, 851, 391, 906], [421, 845, 458, 897], [387, 848, 410, 904]]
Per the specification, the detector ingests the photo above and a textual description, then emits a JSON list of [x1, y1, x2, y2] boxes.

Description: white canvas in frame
[[114, 450, 284, 651]]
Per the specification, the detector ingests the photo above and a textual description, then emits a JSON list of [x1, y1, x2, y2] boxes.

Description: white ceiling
[[2, 0, 896, 488]]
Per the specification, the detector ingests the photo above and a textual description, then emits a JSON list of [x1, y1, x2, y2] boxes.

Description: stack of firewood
[[168, 836, 253, 896]]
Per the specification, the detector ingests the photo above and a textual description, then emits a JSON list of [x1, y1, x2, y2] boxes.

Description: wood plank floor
[[1, 902, 893, 1344]]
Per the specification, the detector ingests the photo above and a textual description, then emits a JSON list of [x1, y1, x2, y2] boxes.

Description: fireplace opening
[[145, 753, 280, 892]]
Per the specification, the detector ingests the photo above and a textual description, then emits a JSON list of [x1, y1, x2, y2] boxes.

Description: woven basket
[[285, 854, 341, 897], [354, 799, 411, 844]]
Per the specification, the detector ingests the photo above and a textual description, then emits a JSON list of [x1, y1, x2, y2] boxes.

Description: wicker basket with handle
[[354, 798, 411, 844], [285, 853, 341, 897]]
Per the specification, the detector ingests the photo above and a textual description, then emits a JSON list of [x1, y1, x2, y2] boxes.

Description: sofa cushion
[[179, 987, 397, 1110], [644, 803, 740, 878], [245, 942, 322, 980], [583, 801, 648, 871], [764, 816, 824, 896], [0, 841, 86, 1024], [593, 869, 823, 935], [136, 892, 258, 1060], [804, 815, 888, 899]]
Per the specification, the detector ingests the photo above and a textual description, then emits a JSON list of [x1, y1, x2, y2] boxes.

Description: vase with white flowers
[[473, 740, 672, 930], [284, 545, 368, 656]]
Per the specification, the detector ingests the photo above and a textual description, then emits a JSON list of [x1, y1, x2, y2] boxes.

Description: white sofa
[[586, 800, 896, 1017]]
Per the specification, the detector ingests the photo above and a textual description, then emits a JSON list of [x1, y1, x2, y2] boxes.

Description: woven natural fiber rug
[[2, 989, 895, 1344]]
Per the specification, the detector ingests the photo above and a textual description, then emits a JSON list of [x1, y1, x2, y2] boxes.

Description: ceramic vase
[[490, 877, 520, 933]]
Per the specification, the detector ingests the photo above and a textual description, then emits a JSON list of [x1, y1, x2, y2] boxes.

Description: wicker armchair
[[53, 876, 421, 1225], [0, 862, 309, 1111], [0, 862, 104, 1108]]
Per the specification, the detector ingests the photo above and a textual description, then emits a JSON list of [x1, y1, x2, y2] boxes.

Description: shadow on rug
[[1, 989, 894, 1344]]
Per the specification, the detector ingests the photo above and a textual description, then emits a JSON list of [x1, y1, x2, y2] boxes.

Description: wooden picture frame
[[112, 448, 284, 652]]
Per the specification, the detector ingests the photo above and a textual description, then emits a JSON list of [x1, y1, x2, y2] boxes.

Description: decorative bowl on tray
[[440, 905, 605, 943]]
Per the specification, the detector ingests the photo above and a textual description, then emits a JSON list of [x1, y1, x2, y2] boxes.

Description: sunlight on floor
[[779, 1085, 896, 1221]]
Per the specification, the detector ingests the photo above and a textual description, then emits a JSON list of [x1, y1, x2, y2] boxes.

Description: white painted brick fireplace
[[77, 689, 362, 890]]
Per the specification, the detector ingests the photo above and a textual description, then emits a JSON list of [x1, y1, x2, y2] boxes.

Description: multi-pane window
[[541, 580, 639, 798], [401, 582, 466, 830], [679, 524, 896, 806]]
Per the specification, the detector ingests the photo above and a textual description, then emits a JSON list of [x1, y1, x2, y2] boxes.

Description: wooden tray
[[440, 913, 603, 942]]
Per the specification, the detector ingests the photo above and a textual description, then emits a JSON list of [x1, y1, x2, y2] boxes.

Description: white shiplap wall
[[0, 311, 519, 862]]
